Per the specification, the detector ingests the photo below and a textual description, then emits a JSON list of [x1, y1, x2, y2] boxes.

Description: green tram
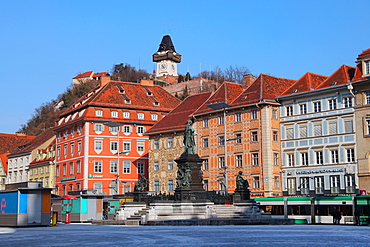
[[254, 196, 370, 225]]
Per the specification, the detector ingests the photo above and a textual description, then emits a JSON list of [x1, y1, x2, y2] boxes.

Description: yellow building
[[29, 141, 56, 193]]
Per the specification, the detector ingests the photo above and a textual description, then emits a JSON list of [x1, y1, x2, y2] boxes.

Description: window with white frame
[[299, 126, 307, 138], [110, 126, 119, 133], [64, 145, 67, 157], [137, 162, 144, 174], [95, 140, 102, 152], [366, 92, 370, 104], [167, 160, 174, 170], [344, 120, 353, 133], [286, 127, 294, 139], [315, 176, 324, 194], [330, 175, 340, 193], [123, 142, 131, 151], [123, 125, 132, 134], [153, 139, 159, 150], [151, 114, 158, 121], [77, 141, 82, 153], [111, 111, 118, 118], [346, 148, 355, 162], [316, 151, 323, 165], [71, 143, 74, 155], [331, 149, 339, 164], [299, 177, 309, 195], [203, 138, 209, 148], [299, 104, 307, 114], [253, 176, 260, 189], [94, 183, 102, 193], [110, 161, 118, 173], [251, 131, 258, 142], [219, 136, 225, 146], [95, 110, 103, 117], [218, 156, 225, 168], [272, 109, 278, 119], [64, 130, 68, 139], [168, 179, 174, 191], [77, 160, 81, 174], [273, 131, 278, 141], [77, 125, 82, 134], [274, 153, 279, 166], [236, 133, 242, 144], [71, 128, 75, 137], [110, 141, 118, 152], [328, 98, 337, 110], [137, 126, 145, 134], [329, 122, 337, 135], [251, 110, 258, 119], [203, 159, 209, 170], [154, 162, 159, 172], [94, 160, 102, 173], [137, 113, 144, 120], [286, 106, 293, 116], [301, 152, 308, 166], [365, 60, 370, 75], [367, 118, 370, 135], [252, 153, 259, 166], [203, 119, 208, 127], [69, 162, 74, 175], [274, 176, 280, 189], [236, 155, 243, 167], [123, 112, 130, 118], [287, 153, 294, 167], [218, 116, 224, 125], [235, 113, 241, 122], [314, 124, 322, 136], [343, 97, 352, 108], [137, 142, 144, 152], [123, 161, 131, 174], [345, 174, 355, 193], [288, 177, 296, 195], [154, 180, 160, 192], [167, 138, 173, 149], [313, 101, 321, 112], [94, 124, 104, 132]]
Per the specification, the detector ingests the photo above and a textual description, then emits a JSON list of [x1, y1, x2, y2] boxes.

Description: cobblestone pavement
[[0, 223, 369, 246]]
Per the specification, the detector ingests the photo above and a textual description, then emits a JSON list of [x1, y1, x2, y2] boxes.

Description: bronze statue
[[236, 171, 249, 190], [183, 120, 195, 154], [134, 174, 148, 192]]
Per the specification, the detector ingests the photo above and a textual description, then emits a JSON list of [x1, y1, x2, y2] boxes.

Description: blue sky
[[0, 0, 369, 134]]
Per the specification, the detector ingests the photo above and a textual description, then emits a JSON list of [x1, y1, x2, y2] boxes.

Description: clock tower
[[153, 35, 181, 77]]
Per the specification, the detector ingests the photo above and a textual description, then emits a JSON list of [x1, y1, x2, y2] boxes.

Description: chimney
[[243, 74, 255, 87], [100, 75, 111, 87], [140, 79, 154, 86]]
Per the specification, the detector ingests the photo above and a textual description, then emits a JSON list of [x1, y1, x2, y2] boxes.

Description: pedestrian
[[355, 207, 361, 226], [331, 207, 338, 224], [335, 208, 342, 224]]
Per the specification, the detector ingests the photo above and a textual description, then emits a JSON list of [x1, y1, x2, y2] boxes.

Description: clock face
[[160, 61, 167, 71]]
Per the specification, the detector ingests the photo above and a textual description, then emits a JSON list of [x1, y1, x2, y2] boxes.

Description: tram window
[[288, 205, 311, 215], [315, 205, 352, 216], [259, 205, 284, 215]]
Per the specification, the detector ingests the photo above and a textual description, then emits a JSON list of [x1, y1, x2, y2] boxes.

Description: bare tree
[[111, 63, 150, 82], [224, 65, 251, 84]]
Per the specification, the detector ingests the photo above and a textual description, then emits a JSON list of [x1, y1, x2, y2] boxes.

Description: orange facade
[[54, 80, 179, 195]]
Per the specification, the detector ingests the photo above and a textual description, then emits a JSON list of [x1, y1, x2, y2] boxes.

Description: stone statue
[[236, 171, 249, 190], [182, 165, 192, 188], [183, 120, 195, 154], [134, 174, 148, 192], [176, 165, 192, 189]]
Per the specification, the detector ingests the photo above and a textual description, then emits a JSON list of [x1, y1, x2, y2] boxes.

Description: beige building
[[146, 92, 212, 193], [29, 142, 56, 192], [353, 48, 370, 193]]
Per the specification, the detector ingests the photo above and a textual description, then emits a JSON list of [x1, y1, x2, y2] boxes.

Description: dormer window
[[331, 81, 337, 86], [138, 113, 144, 120], [96, 110, 103, 117], [365, 60, 370, 75], [111, 111, 118, 118], [125, 99, 131, 104]]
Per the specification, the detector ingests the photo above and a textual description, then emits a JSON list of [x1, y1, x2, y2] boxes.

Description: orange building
[[193, 75, 296, 197], [54, 77, 180, 195]]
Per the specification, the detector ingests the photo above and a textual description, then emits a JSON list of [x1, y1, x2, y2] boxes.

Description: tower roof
[[157, 35, 176, 53]]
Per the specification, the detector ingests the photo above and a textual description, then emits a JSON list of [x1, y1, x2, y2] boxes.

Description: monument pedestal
[[233, 189, 251, 202], [174, 153, 205, 201]]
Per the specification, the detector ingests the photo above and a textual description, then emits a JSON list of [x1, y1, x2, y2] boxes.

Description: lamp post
[[206, 102, 231, 195], [104, 121, 124, 194]]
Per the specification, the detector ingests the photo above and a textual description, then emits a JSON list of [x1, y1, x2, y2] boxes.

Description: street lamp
[[104, 121, 124, 194], [207, 102, 232, 195]]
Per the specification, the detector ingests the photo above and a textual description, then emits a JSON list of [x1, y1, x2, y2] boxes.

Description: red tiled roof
[[194, 82, 245, 115], [351, 63, 364, 82], [0, 133, 34, 154], [10, 128, 55, 155], [232, 74, 296, 107], [357, 48, 370, 59], [281, 72, 328, 96], [73, 71, 94, 79], [316, 65, 355, 89], [146, 92, 212, 135], [93, 72, 108, 77], [29, 142, 55, 166], [60, 80, 181, 118]]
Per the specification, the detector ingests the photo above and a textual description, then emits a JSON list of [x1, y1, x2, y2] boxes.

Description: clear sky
[[1, 0, 369, 134]]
